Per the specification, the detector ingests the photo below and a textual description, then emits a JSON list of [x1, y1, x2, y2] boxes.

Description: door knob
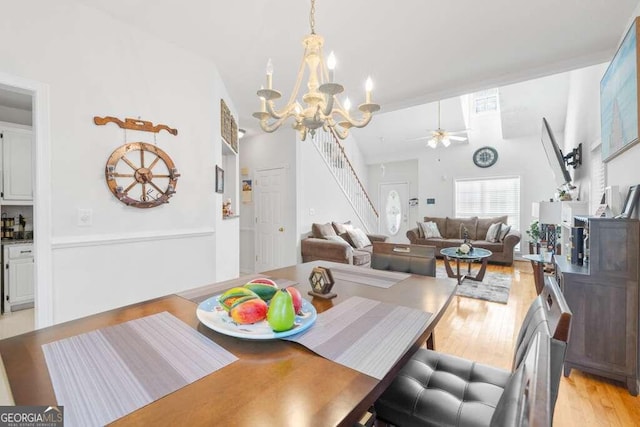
[[279, 227, 284, 232]]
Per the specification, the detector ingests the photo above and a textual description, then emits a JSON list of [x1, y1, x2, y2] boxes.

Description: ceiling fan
[[408, 101, 468, 148]]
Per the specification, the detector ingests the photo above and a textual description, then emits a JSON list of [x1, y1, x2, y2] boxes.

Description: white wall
[[367, 159, 419, 242], [563, 63, 608, 210], [413, 111, 557, 241], [296, 136, 369, 247], [563, 3, 640, 218], [0, 1, 238, 323], [238, 129, 298, 272]]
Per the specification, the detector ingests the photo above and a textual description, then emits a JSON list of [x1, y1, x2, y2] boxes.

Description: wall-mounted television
[[541, 117, 572, 187]]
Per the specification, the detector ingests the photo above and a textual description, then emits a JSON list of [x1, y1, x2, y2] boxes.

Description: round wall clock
[[473, 146, 498, 168], [105, 142, 180, 208]]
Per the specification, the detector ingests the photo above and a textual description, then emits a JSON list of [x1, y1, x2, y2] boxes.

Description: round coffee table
[[440, 247, 493, 286]]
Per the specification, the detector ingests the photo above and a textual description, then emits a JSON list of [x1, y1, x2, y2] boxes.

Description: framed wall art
[[601, 17, 640, 162], [215, 165, 224, 194], [242, 179, 252, 203]]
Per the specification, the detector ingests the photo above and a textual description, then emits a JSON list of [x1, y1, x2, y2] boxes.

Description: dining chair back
[[490, 332, 551, 426], [371, 242, 436, 277], [512, 276, 571, 412], [374, 277, 571, 426]]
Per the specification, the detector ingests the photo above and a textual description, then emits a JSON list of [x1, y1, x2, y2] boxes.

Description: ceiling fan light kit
[[252, 0, 380, 141], [424, 101, 468, 149]]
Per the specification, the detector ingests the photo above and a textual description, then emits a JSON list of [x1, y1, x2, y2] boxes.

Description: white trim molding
[[52, 229, 216, 249]]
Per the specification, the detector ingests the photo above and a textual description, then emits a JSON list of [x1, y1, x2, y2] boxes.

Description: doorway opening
[[0, 72, 53, 331]]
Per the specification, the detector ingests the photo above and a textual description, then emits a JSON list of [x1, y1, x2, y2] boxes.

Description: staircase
[[311, 130, 379, 233]]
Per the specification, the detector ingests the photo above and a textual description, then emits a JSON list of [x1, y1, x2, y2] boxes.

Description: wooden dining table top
[[0, 261, 456, 427]]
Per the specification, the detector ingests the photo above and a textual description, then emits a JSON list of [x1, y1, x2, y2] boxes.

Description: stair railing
[[311, 130, 379, 233]]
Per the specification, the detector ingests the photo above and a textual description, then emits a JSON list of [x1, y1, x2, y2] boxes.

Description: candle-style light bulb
[[294, 102, 303, 115], [327, 51, 336, 82], [260, 86, 266, 112], [266, 58, 274, 89], [343, 97, 351, 112], [365, 76, 373, 104]]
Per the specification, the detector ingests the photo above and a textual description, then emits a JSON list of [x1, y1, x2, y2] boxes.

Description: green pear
[[267, 289, 295, 332]]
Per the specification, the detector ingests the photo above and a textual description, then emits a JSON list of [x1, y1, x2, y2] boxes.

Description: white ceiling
[[22, 1, 640, 160]]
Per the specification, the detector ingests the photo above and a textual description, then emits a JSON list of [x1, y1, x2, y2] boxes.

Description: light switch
[[77, 208, 93, 226], [309, 208, 315, 216]]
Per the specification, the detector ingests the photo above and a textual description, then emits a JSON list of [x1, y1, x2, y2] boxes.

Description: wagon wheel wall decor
[[105, 142, 180, 208]]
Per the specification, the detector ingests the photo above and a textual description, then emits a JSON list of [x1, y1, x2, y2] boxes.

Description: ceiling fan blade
[[447, 130, 469, 135], [404, 136, 431, 142], [449, 135, 467, 141]]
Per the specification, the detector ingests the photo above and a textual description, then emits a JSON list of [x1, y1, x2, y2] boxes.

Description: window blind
[[455, 176, 521, 231]]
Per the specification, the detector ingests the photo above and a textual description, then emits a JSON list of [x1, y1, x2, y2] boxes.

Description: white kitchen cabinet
[[3, 243, 34, 312], [1, 127, 33, 202]]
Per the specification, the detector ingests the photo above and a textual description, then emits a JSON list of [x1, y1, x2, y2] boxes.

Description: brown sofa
[[406, 216, 521, 265], [301, 221, 388, 267]]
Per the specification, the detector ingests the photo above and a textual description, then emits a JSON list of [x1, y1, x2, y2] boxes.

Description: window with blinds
[[454, 176, 521, 232]]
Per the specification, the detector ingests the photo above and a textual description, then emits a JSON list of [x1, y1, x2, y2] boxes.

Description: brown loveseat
[[406, 216, 521, 265], [301, 221, 388, 267]]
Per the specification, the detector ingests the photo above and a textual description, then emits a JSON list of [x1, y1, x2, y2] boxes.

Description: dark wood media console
[[554, 217, 639, 395]]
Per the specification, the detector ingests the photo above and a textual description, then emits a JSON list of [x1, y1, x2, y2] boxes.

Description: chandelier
[[252, 0, 380, 141]]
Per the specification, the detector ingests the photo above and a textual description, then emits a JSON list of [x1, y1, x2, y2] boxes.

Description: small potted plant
[[526, 220, 541, 254]]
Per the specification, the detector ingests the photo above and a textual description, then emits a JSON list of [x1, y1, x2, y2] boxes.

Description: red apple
[[286, 287, 303, 314]]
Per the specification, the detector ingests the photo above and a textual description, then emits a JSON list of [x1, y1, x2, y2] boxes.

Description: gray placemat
[[42, 312, 238, 427], [179, 275, 298, 304], [286, 296, 432, 380], [329, 265, 411, 288]]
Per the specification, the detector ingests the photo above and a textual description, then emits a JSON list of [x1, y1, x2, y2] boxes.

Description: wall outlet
[[77, 208, 93, 226]]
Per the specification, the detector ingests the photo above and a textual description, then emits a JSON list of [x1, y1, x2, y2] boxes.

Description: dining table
[[0, 260, 456, 427]]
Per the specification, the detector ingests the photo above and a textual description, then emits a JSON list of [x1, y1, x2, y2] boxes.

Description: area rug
[[435, 266, 512, 304]]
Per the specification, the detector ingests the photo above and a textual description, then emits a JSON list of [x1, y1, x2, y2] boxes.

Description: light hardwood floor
[[433, 260, 640, 426], [0, 308, 33, 340]]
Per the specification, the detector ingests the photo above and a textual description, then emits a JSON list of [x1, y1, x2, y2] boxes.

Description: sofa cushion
[[499, 224, 512, 241], [332, 221, 354, 235], [418, 221, 442, 238], [415, 221, 425, 238], [352, 249, 371, 266], [446, 217, 478, 240], [424, 217, 447, 238], [326, 235, 351, 247], [347, 228, 372, 249], [486, 222, 502, 242], [477, 215, 508, 240], [312, 222, 337, 239], [472, 240, 505, 253]]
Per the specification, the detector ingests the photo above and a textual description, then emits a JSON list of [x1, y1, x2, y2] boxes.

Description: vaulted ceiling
[[6, 1, 639, 161]]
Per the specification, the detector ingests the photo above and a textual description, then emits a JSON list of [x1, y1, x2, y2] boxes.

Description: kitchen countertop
[[1, 239, 33, 246]]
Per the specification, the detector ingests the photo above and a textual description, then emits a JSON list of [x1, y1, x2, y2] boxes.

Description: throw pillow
[[332, 221, 354, 235], [311, 222, 337, 239], [498, 224, 512, 241], [326, 235, 351, 247], [416, 221, 425, 238], [485, 222, 502, 243], [347, 228, 372, 249], [419, 221, 442, 238]]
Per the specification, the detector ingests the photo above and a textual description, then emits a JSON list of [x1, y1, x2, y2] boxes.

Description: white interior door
[[255, 167, 287, 272], [379, 182, 409, 243]]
